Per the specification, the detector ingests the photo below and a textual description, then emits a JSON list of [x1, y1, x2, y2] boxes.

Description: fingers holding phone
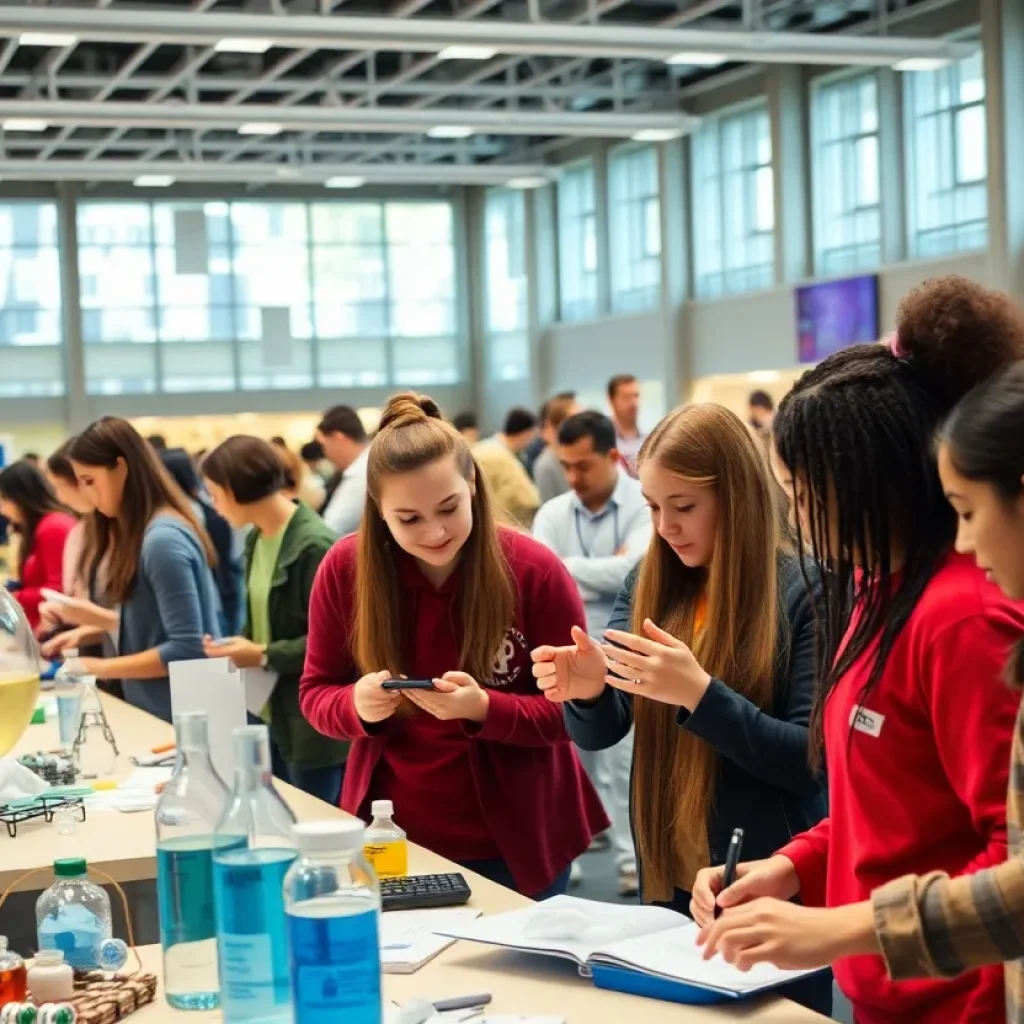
[[353, 669, 402, 724]]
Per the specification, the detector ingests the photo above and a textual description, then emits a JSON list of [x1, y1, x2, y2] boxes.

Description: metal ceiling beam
[[0, 7, 978, 65], [0, 99, 698, 138], [0, 158, 555, 186]]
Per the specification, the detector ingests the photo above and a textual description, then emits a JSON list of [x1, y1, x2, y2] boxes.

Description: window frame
[[608, 143, 662, 313], [556, 159, 599, 322]]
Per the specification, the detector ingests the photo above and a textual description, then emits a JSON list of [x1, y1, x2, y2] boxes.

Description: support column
[[528, 184, 558, 402], [658, 138, 689, 411], [876, 67, 908, 266], [766, 65, 811, 283], [982, 0, 1024, 300], [592, 142, 612, 315], [460, 186, 486, 421], [56, 183, 88, 431]]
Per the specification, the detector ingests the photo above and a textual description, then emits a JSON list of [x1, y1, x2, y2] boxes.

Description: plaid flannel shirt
[[872, 699, 1024, 1023]]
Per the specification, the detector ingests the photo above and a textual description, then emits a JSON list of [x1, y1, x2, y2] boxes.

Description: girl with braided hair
[[695, 276, 1024, 1023]]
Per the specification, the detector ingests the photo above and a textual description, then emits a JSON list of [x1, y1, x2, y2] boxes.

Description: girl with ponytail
[[696, 277, 1024, 1024], [300, 392, 607, 898]]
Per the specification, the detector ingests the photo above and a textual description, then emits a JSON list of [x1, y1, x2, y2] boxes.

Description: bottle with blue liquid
[[155, 711, 232, 1011], [284, 820, 382, 1024], [213, 725, 297, 1024]]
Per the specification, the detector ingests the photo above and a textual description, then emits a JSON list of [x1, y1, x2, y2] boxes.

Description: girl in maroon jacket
[[0, 460, 76, 632], [300, 392, 608, 898]]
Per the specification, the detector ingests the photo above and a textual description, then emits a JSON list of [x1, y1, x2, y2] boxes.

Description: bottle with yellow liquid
[[0, 584, 41, 757], [363, 800, 408, 878]]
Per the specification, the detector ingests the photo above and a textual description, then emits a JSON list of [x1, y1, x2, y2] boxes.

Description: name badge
[[849, 706, 885, 738]]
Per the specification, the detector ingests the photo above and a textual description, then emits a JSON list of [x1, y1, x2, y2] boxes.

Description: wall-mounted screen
[[796, 274, 879, 364]]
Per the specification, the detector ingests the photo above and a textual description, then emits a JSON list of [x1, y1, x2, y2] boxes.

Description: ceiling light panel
[[427, 125, 474, 138], [438, 45, 497, 60], [237, 121, 284, 135], [133, 174, 175, 187], [18, 32, 78, 47], [214, 37, 273, 53], [2, 118, 48, 132]]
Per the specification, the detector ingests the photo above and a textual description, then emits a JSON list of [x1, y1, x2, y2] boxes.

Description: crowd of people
[[5, 276, 1024, 1021]]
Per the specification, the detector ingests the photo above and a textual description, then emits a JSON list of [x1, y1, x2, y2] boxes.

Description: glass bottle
[[285, 821, 382, 1024], [212, 725, 297, 1024], [72, 671, 118, 780], [0, 937, 27, 1005], [0, 586, 41, 757], [35, 858, 113, 971], [53, 650, 84, 755], [363, 800, 408, 879], [156, 712, 232, 1011]]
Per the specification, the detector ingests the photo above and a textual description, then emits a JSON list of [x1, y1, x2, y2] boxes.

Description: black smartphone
[[382, 679, 437, 691]]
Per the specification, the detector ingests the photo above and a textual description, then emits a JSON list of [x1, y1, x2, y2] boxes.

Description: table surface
[[5, 694, 825, 1023]]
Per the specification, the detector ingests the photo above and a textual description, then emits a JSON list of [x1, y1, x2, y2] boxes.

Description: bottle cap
[[293, 819, 365, 853], [53, 857, 87, 877], [372, 800, 394, 819]]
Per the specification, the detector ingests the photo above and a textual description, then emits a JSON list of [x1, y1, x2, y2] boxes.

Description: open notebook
[[436, 895, 822, 1001]]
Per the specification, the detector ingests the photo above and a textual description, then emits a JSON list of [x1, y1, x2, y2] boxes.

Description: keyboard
[[380, 872, 473, 912]]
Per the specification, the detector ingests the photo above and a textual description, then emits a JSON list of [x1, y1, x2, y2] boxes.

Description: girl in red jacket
[[300, 392, 607, 898], [694, 277, 1024, 1024], [0, 460, 76, 632]]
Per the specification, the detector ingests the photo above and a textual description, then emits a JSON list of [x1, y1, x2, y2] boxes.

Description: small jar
[[0, 936, 27, 1005], [27, 951, 73, 1004]]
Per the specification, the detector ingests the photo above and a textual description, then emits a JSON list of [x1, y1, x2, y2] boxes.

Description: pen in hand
[[714, 827, 744, 921]]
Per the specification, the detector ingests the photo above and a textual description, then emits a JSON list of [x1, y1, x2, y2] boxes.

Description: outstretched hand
[[531, 625, 607, 703]]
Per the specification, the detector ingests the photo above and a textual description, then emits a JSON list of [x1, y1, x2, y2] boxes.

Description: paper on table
[[380, 908, 482, 974], [87, 765, 174, 813], [242, 667, 279, 718]]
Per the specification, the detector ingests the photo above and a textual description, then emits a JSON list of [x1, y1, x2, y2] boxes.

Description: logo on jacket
[[486, 629, 527, 688], [849, 705, 885, 738]]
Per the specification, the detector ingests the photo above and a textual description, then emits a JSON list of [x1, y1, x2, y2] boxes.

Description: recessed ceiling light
[[427, 125, 474, 139], [2, 118, 49, 132], [133, 174, 175, 187], [18, 32, 79, 47], [506, 176, 548, 189], [665, 51, 727, 67], [631, 128, 684, 142], [275, 166, 302, 179], [237, 121, 284, 135], [893, 57, 954, 72], [214, 38, 273, 54], [324, 176, 366, 189], [437, 45, 497, 60]]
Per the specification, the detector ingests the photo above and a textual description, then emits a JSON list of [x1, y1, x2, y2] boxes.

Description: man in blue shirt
[[533, 411, 651, 897]]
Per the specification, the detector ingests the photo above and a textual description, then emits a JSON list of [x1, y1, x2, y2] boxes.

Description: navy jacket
[[564, 552, 827, 884]]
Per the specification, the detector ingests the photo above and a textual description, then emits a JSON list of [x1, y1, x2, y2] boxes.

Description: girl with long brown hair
[[58, 417, 222, 722], [532, 402, 830, 1013], [300, 392, 607, 898]]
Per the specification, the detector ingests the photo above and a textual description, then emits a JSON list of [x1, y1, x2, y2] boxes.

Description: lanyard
[[574, 505, 621, 558]]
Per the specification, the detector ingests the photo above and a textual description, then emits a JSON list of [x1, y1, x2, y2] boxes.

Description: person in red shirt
[[694, 276, 1024, 1024], [300, 392, 608, 898], [0, 460, 76, 632]]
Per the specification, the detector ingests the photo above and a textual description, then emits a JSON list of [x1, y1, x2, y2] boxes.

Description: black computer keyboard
[[380, 872, 473, 911]]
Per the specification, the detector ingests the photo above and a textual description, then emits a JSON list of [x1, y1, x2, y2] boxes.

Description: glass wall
[[0, 202, 64, 397], [905, 48, 987, 258], [608, 145, 661, 313], [812, 73, 881, 274], [76, 198, 460, 395], [557, 161, 598, 322], [483, 187, 529, 381], [691, 103, 775, 297]]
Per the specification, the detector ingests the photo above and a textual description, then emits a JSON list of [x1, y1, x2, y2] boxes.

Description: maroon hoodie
[[301, 527, 609, 896]]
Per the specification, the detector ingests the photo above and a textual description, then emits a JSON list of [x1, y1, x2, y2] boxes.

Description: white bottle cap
[[371, 800, 394, 819], [293, 819, 365, 853]]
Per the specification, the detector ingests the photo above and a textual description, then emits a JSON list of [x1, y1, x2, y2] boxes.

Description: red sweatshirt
[[16, 512, 76, 631], [779, 553, 1023, 1024], [300, 527, 609, 896]]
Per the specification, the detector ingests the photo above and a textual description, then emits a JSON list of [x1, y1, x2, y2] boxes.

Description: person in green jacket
[[200, 434, 348, 804]]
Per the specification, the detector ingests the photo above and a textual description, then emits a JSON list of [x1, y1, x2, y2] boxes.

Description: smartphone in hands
[[381, 679, 437, 691]]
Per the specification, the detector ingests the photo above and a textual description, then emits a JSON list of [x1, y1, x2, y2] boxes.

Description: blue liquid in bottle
[[213, 725, 297, 1024]]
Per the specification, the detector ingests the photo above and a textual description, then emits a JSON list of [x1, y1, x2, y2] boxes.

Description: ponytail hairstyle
[[941, 361, 1024, 687], [774, 276, 1024, 762], [631, 403, 781, 902], [353, 393, 515, 682], [47, 437, 103, 591], [69, 417, 216, 604], [0, 460, 68, 576]]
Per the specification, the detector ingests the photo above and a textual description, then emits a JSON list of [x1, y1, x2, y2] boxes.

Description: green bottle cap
[[53, 857, 87, 877]]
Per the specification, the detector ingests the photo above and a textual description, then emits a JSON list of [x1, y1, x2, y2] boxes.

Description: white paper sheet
[[242, 667, 279, 718], [380, 908, 482, 974]]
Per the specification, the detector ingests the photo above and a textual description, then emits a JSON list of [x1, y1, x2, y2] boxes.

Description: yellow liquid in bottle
[[0, 672, 40, 756], [363, 838, 409, 879]]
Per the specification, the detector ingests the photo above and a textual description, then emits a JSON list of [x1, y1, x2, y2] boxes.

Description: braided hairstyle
[[774, 276, 1024, 761]]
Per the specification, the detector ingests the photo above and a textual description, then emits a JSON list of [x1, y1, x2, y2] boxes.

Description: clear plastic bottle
[[285, 821, 382, 1024], [35, 858, 113, 971], [0, 937, 27, 1005], [213, 726, 297, 1024], [156, 712, 233, 1011], [52, 653, 83, 754], [363, 800, 408, 879]]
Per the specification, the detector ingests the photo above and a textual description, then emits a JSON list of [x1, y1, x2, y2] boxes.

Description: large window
[[608, 145, 661, 312], [813, 73, 881, 274], [76, 199, 459, 394], [0, 202, 64, 397], [484, 188, 528, 381], [692, 104, 775, 297], [557, 161, 598, 321], [905, 48, 987, 258]]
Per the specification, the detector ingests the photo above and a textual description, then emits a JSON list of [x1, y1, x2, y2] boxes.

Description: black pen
[[714, 827, 744, 921]]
